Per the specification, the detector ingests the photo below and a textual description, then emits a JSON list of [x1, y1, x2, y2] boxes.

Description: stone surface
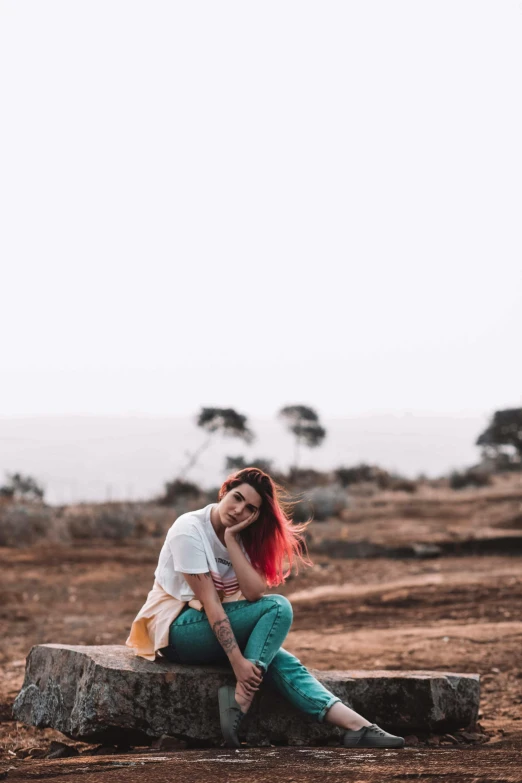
[[12, 645, 480, 746]]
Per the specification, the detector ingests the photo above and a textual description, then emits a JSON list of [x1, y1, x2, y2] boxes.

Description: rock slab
[[13, 645, 480, 746]]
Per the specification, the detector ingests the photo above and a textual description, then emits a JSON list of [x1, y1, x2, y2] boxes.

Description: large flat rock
[[13, 645, 480, 746]]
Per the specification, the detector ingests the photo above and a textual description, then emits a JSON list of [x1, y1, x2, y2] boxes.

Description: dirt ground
[[1, 480, 522, 781]]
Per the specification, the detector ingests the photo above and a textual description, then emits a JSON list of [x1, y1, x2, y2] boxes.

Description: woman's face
[[219, 482, 262, 528]]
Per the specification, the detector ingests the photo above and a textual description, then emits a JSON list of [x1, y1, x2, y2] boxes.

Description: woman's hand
[[232, 655, 263, 695], [224, 509, 259, 541]]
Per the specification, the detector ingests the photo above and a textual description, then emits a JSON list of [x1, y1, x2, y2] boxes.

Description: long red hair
[[217, 467, 313, 588]]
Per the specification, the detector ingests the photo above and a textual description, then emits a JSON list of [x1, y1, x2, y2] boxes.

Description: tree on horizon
[[178, 407, 255, 479], [278, 404, 326, 473], [476, 407, 522, 469], [0, 472, 45, 502]]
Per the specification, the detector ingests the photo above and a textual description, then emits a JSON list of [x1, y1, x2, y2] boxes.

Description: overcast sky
[[1, 0, 521, 423]]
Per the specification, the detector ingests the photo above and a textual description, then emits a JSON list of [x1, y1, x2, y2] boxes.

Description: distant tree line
[[176, 403, 326, 479], [2, 405, 521, 506]]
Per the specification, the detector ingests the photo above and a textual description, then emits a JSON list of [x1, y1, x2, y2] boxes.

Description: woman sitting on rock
[[126, 467, 404, 749]]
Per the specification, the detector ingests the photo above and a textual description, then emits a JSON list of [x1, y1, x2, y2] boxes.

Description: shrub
[[388, 477, 418, 493], [335, 464, 390, 488], [291, 486, 350, 523], [64, 504, 139, 541], [449, 470, 492, 490], [335, 464, 416, 492], [204, 487, 222, 505], [0, 504, 55, 547], [286, 468, 332, 490], [158, 479, 202, 506], [132, 506, 178, 538], [291, 496, 314, 524]]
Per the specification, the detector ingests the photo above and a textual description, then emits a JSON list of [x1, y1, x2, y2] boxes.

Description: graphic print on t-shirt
[[210, 569, 239, 595]]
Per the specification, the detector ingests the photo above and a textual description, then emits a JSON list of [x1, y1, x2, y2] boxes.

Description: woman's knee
[[260, 594, 293, 625]]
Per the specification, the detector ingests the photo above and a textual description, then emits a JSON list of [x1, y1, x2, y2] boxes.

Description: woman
[[126, 467, 404, 749]]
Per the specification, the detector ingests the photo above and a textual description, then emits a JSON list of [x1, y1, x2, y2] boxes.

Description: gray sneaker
[[218, 685, 245, 748], [343, 723, 405, 748]]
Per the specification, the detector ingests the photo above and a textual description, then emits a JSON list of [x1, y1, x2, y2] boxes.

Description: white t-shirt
[[154, 503, 251, 602]]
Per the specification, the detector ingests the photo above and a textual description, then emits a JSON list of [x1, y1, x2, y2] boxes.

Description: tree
[[278, 405, 326, 472], [0, 472, 45, 502], [178, 407, 255, 479], [476, 408, 522, 469], [159, 478, 201, 506]]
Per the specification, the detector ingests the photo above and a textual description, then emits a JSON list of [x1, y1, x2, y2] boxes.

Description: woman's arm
[[183, 572, 263, 696], [184, 572, 244, 665], [224, 532, 267, 602]]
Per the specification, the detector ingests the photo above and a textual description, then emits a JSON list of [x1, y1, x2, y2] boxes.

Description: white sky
[[1, 0, 521, 422]]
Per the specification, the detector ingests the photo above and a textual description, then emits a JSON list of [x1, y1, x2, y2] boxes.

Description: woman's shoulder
[[169, 504, 212, 539]]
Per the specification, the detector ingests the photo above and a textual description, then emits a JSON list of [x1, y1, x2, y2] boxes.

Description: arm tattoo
[[190, 572, 238, 654], [212, 617, 239, 654]]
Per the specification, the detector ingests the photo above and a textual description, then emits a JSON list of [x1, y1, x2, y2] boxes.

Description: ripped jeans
[[159, 594, 341, 722]]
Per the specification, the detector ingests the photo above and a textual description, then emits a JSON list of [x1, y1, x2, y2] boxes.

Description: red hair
[[217, 467, 313, 588]]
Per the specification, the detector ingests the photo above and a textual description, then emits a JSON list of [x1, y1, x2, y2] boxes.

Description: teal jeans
[[159, 594, 341, 722]]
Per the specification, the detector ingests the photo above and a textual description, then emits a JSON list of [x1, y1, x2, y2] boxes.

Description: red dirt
[[1, 480, 522, 781]]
